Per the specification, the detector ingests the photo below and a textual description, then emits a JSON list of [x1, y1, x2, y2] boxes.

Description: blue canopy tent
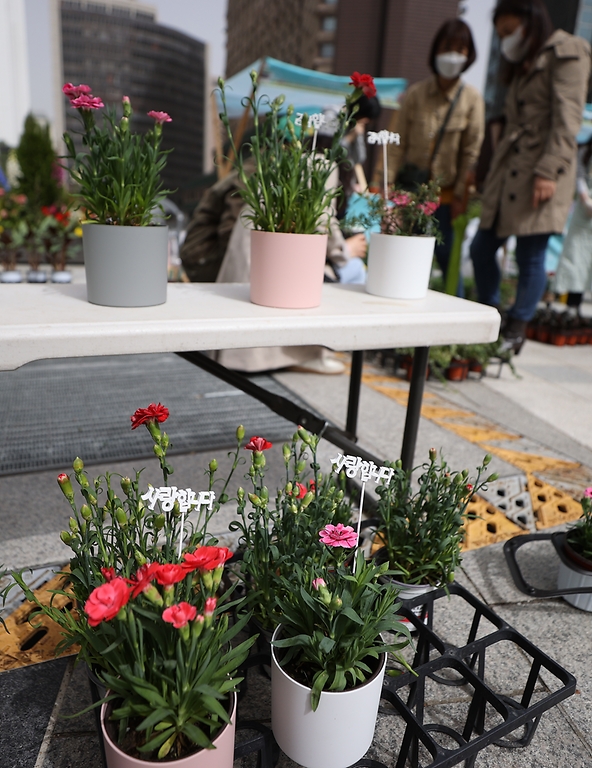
[[216, 57, 407, 118]]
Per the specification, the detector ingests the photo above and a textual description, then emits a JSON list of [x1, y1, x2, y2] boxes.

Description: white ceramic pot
[[365, 232, 435, 300], [557, 559, 592, 612], [250, 230, 327, 309], [27, 269, 47, 283], [101, 693, 236, 768], [51, 269, 72, 283], [0, 270, 22, 283], [271, 626, 386, 768], [82, 223, 168, 307]]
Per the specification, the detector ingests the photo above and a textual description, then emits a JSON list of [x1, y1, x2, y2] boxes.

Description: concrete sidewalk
[[1, 335, 592, 767]]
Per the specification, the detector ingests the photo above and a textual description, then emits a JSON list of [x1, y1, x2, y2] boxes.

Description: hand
[[345, 233, 368, 259], [532, 176, 556, 209], [450, 196, 466, 221]]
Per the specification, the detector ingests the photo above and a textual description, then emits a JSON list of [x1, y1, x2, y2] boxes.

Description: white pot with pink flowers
[[364, 184, 440, 301]]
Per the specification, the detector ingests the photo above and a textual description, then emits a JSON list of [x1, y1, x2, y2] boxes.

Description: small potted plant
[[271, 537, 410, 768], [556, 487, 592, 612], [360, 181, 441, 300], [217, 72, 374, 309], [230, 427, 353, 635], [37, 202, 83, 282], [374, 449, 497, 602], [62, 83, 173, 307]]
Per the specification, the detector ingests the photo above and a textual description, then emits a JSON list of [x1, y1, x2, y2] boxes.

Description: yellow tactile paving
[[358, 361, 587, 547], [0, 568, 78, 671]]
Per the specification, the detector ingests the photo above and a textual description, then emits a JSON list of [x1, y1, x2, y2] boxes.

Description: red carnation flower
[[101, 567, 116, 582], [349, 71, 376, 98], [127, 562, 159, 598], [130, 403, 169, 430], [182, 545, 233, 573], [84, 578, 130, 626], [153, 563, 186, 587], [293, 482, 307, 499], [245, 436, 273, 452], [162, 601, 197, 629]]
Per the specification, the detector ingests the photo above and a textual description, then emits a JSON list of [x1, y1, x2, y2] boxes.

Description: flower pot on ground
[[556, 489, 592, 612], [249, 231, 327, 308], [271, 634, 386, 768], [374, 450, 497, 589], [62, 84, 173, 307], [445, 358, 469, 381], [100, 694, 237, 768], [270, 546, 410, 768], [218, 71, 373, 309]]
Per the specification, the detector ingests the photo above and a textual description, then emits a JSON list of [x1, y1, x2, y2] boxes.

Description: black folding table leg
[[346, 350, 364, 440], [400, 346, 429, 471]]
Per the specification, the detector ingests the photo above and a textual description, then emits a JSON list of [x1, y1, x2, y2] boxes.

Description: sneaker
[[288, 353, 346, 375]]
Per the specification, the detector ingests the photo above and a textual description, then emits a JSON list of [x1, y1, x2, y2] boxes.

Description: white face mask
[[435, 52, 468, 79], [500, 24, 529, 63]]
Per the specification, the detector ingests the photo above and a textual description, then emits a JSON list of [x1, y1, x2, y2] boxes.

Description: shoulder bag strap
[[429, 83, 465, 173]]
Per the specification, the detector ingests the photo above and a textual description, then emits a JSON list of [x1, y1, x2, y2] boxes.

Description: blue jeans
[[434, 204, 464, 297], [470, 228, 550, 322], [335, 256, 366, 284]]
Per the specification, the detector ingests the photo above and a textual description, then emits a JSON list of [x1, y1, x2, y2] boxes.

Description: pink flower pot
[[100, 694, 236, 768], [250, 230, 328, 309]]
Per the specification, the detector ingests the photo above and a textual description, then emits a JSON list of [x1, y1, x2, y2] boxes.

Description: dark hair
[[428, 19, 477, 75], [493, 0, 554, 75], [352, 95, 381, 121]]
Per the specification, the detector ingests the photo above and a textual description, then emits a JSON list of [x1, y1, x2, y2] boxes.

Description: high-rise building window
[[322, 16, 337, 32], [319, 42, 335, 58], [576, 0, 592, 43]]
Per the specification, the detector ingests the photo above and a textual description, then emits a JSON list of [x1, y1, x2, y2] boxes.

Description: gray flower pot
[[82, 223, 168, 307]]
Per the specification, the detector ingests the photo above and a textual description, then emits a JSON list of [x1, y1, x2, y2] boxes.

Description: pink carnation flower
[[585, 488, 592, 499], [71, 94, 104, 110], [147, 110, 172, 125], [312, 577, 326, 590], [62, 82, 92, 99], [390, 192, 411, 207], [204, 596, 217, 616], [419, 201, 439, 216], [319, 523, 358, 549]]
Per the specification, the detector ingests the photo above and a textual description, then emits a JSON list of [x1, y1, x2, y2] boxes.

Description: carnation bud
[[290, 504, 298, 514], [77, 473, 89, 489], [329, 595, 343, 610], [80, 504, 92, 521], [301, 491, 314, 509], [483, 454, 492, 466], [219, 493, 228, 504], [120, 116, 129, 132], [115, 508, 128, 527], [319, 587, 332, 606], [296, 460, 306, 473], [237, 487, 245, 501], [429, 448, 437, 462], [85, 491, 97, 505], [212, 565, 224, 592], [161, 433, 170, 450], [120, 477, 132, 496], [60, 530, 72, 545], [209, 459, 218, 472], [283, 444, 291, 463], [461, 469, 469, 478], [154, 513, 166, 530], [453, 474, 463, 486], [153, 444, 164, 458], [253, 451, 266, 469], [297, 426, 311, 444], [57, 473, 75, 501], [122, 95, 131, 116], [68, 517, 78, 533], [487, 473, 499, 483], [192, 614, 205, 638], [260, 485, 269, 501], [134, 550, 147, 566], [202, 570, 214, 591], [236, 424, 245, 441], [172, 500, 182, 517], [248, 493, 262, 507], [395, 459, 403, 469], [143, 584, 163, 606], [285, 482, 293, 495], [72, 457, 84, 472]]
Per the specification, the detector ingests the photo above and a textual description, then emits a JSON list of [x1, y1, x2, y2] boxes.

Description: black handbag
[[395, 84, 464, 191]]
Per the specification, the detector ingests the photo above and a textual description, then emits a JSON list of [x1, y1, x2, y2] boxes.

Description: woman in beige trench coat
[[470, 0, 590, 351]]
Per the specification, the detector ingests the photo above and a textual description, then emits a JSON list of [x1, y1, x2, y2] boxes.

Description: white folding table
[[0, 282, 500, 467]]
